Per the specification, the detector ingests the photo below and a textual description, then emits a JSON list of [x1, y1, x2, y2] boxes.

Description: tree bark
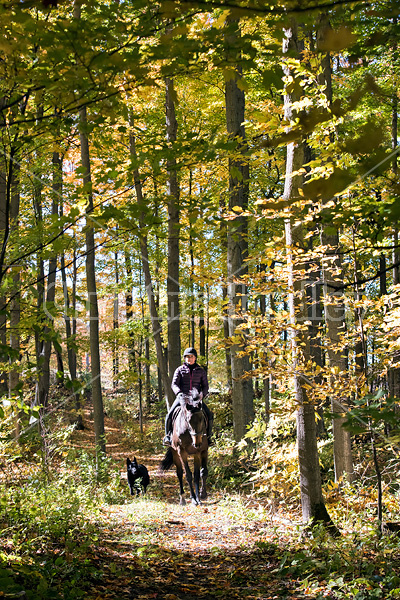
[[316, 18, 354, 481], [219, 190, 232, 388], [225, 17, 254, 440], [0, 98, 9, 395], [61, 246, 83, 429], [124, 251, 135, 372], [79, 105, 105, 454], [389, 29, 400, 397], [322, 229, 354, 483], [9, 159, 20, 400], [199, 280, 206, 360], [129, 125, 174, 407], [283, 20, 336, 530], [35, 152, 59, 409], [113, 249, 119, 390], [165, 76, 181, 376], [145, 334, 151, 410]]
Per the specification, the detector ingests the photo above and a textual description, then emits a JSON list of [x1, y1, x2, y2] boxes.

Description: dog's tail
[[160, 447, 174, 471]]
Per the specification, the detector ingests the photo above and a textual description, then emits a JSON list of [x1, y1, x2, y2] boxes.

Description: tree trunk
[[259, 284, 271, 423], [283, 20, 336, 530], [222, 285, 232, 388], [0, 99, 9, 396], [199, 281, 206, 360], [219, 193, 232, 388], [79, 105, 105, 454], [153, 188, 164, 404], [165, 76, 181, 376], [225, 17, 254, 440], [35, 152, 59, 410], [138, 337, 143, 434], [322, 229, 354, 483], [316, 18, 354, 481], [129, 125, 174, 407], [9, 159, 20, 400], [8, 150, 21, 440], [125, 251, 135, 372], [145, 334, 151, 410], [61, 248, 83, 429], [389, 36, 400, 397], [189, 228, 195, 348], [113, 250, 119, 390]]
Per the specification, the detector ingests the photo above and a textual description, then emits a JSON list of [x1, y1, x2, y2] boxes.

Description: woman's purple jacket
[[171, 362, 209, 397]]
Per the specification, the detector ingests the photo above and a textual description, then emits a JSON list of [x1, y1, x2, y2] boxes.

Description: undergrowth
[[1, 390, 400, 599]]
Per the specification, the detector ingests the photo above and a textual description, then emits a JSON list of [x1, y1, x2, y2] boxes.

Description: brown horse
[[160, 390, 208, 505]]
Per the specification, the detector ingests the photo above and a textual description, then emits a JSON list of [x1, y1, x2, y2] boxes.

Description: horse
[[160, 390, 208, 506]]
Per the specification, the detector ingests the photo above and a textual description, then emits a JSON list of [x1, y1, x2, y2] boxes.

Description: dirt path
[[71, 408, 308, 600]]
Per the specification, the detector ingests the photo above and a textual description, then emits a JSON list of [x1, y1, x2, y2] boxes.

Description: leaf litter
[[72, 409, 313, 600]]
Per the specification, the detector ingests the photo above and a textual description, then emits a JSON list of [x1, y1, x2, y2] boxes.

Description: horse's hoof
[[200, 491, 208, 500], [179, 496, 186, 506], [191, 498, 201, 506]]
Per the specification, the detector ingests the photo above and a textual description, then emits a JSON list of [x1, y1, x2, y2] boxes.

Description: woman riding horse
[[161, 388, 209, 505], [163, 347, 214, 446]]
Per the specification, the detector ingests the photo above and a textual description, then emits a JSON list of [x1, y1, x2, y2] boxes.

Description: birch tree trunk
[[225, 18, 254, 440]]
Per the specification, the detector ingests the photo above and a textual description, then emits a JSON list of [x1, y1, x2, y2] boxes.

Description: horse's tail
[[160, 447, 174, 472]]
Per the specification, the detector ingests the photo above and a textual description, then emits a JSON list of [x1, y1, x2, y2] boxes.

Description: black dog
[[126, 457, 150, 496]]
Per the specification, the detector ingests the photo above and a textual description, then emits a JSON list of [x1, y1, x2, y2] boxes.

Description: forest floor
[[69, 406, 315, 600]]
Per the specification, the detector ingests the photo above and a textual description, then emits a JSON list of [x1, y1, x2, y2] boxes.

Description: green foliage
[[277, 526, 400, 599], [343, 391, 400, 442], [0, 475, 102, 599]]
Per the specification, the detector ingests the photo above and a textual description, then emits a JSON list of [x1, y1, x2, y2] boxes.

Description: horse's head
[[187, 410, 206, 449], [185, 388, 203, 413], [181, 390, 205, 448]]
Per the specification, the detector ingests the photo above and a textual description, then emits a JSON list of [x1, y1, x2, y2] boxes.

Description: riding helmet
[[183, 347, 197, 358]]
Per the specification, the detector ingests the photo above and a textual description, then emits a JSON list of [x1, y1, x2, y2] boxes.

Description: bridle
[[182, 395, 206, 449]]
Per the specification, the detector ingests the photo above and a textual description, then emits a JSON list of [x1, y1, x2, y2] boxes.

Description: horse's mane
[[174, 391, 205, 437]]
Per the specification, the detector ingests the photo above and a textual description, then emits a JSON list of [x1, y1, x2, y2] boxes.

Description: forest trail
[[69, 405, 309, 600]]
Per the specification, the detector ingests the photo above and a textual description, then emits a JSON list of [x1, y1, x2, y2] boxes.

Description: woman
[[163, 347, 214, 446]]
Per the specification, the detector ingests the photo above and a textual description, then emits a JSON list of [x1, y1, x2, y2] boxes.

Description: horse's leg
[[200, 450, 208, 500], [193, 453, 201, 505], [181, 452, 199, 506], [173, 454, 186, 506]]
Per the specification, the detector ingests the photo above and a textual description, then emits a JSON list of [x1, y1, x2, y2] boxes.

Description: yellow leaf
[[214, 9, 231, 28], [317, 26, 357, 52], [236, 77, 249, 92]]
